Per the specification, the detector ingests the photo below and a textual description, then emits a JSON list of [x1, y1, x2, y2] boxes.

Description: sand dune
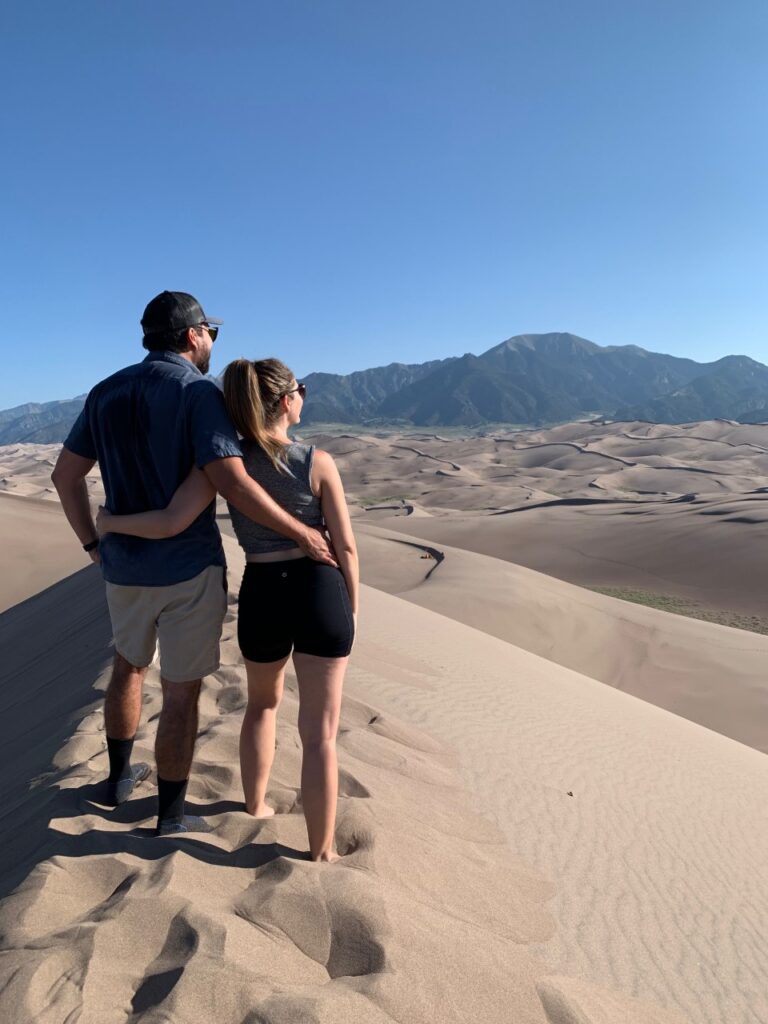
[[0, 493, 93, 612], [0, 444, 105, 612], [356, 524, 768, 752], [20, 421, 768, 598], [0, 552, 555, 1023], [0, 537, 697, 1024], [2, 431, 767, 1021], [310, 421, 768, 513], [0, 443, 103, 503], [303, 422, 768, 633], [362, 494, 768, 623], [350, 580, 768, 1024]]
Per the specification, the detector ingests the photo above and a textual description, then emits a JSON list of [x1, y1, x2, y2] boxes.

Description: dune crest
[[4, 437, 765, 1020], [0, 540, 696, 1022]]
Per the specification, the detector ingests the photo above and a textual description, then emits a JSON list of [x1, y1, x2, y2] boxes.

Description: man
[[52, 290, 334, 835]]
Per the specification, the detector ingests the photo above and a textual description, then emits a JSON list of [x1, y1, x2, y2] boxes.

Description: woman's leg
[[240, 655, 289, 817], [293, 653, 348, 861]]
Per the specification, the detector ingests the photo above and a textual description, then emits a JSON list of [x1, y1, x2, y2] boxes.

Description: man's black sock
[[157, 777, 188, 825], [107, 736, 135, 783]]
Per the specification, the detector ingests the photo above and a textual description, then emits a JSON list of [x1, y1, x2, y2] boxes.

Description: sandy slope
[[0, 443, 105, 613], [350, 581, 768, 1024], [0, 493, 93, 612], [356, 524, 768, 753], [0, 544, 760, 1021], [0, 539, 694, 1024], [319, 422, 768, 624], [1, 435, 766, 1021], [0, 557, 554, 1023], [362, 497, 768, 620], [0, 443, 103, 503]]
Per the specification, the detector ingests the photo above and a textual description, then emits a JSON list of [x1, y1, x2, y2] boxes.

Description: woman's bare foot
[[245, 802, 276, 819], [312, 849, 340, 863]]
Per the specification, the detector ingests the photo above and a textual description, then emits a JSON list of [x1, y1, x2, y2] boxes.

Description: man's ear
[[185, 326, 199, 352]]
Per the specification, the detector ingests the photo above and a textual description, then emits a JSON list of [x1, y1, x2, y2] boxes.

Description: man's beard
[[194, 351, 211, 375]]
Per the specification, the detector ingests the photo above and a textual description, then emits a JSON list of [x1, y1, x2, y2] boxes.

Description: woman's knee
[[247, 689, 283, 713], [299, 724, 337, 752]]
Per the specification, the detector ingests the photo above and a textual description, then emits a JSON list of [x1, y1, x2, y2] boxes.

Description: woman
[[97, 358, 358, 863]]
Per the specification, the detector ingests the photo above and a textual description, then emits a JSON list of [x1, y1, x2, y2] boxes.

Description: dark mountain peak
[[706, 354, 763, 370], [481, 332, 599, 359], [6, 336, 768, 438], [692, 354, 768, 385], [601, 343, 647, 355]]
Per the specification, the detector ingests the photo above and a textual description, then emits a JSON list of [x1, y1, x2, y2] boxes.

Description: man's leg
[[153, 566, 227, 835], [155, 678, 212, 835], [103, 653, 151, 805]]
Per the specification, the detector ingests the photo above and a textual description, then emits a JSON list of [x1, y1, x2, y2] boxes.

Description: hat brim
[[204, 316, 224, 325]]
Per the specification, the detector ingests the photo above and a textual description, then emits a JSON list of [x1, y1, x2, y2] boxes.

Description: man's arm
[[51, 448, 101, 564], [204, 457, 337, 566]]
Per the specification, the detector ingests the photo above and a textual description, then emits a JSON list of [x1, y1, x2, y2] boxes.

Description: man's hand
[[297, 527, 338, 567], [206, 457, 339, 564], [95, 505, 112, 536], [88, 548, 102, 566]]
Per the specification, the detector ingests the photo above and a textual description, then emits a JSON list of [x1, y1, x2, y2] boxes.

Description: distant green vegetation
[[589, 586, 768, 635]]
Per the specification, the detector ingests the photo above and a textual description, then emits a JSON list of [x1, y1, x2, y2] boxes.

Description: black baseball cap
[[141, 291, 223, 336]]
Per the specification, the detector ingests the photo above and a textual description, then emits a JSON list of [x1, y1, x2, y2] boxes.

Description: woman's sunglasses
[[284, 383, 307, 399]]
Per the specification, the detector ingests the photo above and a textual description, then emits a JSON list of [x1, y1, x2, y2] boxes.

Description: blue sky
[[1, 0, 766, 408]]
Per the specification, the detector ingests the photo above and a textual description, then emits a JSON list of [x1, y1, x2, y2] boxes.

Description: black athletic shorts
[[237, 558, 354, 662]]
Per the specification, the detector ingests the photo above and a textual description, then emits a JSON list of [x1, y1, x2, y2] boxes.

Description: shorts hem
[[240, 648, 293, 664], [113, 646, 154, 670], [160, 657, 221, 682], [293, 646, 352, 659]]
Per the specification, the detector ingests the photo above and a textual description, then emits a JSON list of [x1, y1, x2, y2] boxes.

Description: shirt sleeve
[[186, 379, 243, 468], [63, 399, 97, 460]]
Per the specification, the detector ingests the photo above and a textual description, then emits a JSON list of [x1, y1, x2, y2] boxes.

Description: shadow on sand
[[0, 566, 304, 903]]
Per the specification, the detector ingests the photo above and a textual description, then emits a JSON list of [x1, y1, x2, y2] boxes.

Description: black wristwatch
[[83, 538, 100, 553]]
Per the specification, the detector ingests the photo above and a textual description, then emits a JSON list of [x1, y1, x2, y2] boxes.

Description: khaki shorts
[[105, 566, 227, 682]]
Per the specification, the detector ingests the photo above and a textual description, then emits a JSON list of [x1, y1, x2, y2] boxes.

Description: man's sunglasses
[[284, 383, 307, 399], [197, 323, 219, 342]]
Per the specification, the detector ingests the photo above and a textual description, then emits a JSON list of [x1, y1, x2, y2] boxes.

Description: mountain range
[[3, 333, 768, 443]]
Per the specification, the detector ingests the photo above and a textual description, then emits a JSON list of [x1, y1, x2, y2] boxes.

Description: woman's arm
[[96, 467, 216, 539], [313, 450, 359, 617]]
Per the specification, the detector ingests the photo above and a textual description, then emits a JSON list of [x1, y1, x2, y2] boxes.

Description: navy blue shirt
[[64, 351, 242, 586]]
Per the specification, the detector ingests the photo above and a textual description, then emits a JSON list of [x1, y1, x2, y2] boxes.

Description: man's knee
[[160, 678, 202, 711], [110, 653, 147, 686]]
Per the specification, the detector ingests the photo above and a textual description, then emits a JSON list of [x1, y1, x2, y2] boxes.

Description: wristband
[[83, 538, 100, 553]]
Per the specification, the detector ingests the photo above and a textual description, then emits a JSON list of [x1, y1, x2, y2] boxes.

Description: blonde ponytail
[[222, 357, 296, 473]]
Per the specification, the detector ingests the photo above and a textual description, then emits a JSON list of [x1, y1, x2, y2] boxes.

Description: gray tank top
[[228, 440, 324, 554]]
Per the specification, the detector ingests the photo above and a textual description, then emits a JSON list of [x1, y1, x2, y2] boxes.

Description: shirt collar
[[143, 351, 202, 375]]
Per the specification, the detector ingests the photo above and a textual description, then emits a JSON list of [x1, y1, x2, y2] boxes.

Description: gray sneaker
[[105, 763, 152, 806], [156, 815, 214, 836]]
